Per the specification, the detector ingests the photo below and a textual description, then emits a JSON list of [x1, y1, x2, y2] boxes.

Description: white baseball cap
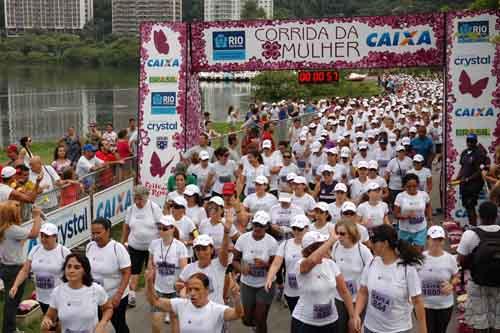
[[355, 131, 364, 139], [322, 165, 334, 174], [358, 141, 368, 150], [173, 196, 187, 208], [1, 166, 16, 178], [159, 215, 176, 227], [396, 145, 406, 152], [309, 123, 317, 129], [367, 182, 381, 191], [40, 223, 58, 236], [291, 215, 310, 229], [302, 231, 329, 249], [413, 154, 425, 163], [286, 173, 297, 182], [326, 147, 338, 155], [314, 202, 330, 212], [402, 137, 411, 146], [357, 161, 369, 169], [199, 150, 210, 160], [293, 176, 307, 185], [208, 196, 224, 207], [255, 175, 269, 185], [368, 160, 378, 170], [409, 126, 417, 133], [193, 234, 214, 247], [427, 225, 445, 239], [262, 140, 272, 149], [341, 201, 357, 214], [252, 211, 271, 225], [184, 184, 200, 196], [334, 183, 348, 192], [278, 192, 292, 203], [311, 141, 322, 153], [389, 133, 397, 142]]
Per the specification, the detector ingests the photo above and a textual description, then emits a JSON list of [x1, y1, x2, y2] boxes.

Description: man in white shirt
[[29, 156, 61, 193]]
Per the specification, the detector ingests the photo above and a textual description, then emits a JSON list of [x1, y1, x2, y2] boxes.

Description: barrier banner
[[445, 11, 500, 224], [138, 22, 189, 205], [191, 13, 445, 72], [22, 197, 92, 255], [93, 178, 134, 226]]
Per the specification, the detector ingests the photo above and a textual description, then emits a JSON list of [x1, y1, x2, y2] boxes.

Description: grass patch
[[0, 142, 58, 166]]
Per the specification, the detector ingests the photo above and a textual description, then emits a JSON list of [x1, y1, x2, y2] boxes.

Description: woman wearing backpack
[[332, 219, 373, 333], [353, 224, 427, 333], [457, 201, 500, 333], [418, 226, 459, 333]]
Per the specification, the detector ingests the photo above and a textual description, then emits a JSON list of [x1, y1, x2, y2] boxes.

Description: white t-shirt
[[243, 193, 278, 215], [0, 183, 13, 202], [125, 200, 163, 251], [276, 239, 303, 297], [186, 205, 207, 227], [86, 240, 131, 298], [270, 204, 305, 235], [149, 238, 188, 294], [190, 164, 212, 197], [357, 201, 389, 229], [49, 283, 108, 333], [180, 258, 228, 304], [278, 164, 299, 192], [310, 222, 335, 236], [76, 155, 104, 178], [172, 215, 197, 257], [198, 218, 238, 249], [170, 298, 228, 333], [262, 153, 282, 191], [332, 242, 373, 302], [357, 224, 370, 243], [209, 160, 238, 194], [327, 202, 343, 224], [243, 164, 270, 196], [28, 244, 70, 304], [407, 168, 432, 192], [360, 257, 422, 333], [394, 191, 430, 233], [368, 176, 388, 189], [386, 157, 413, 190], [234, 232, 278, 288], [349, 178, 370, 202], [417, 251, 458, 309], [29, 166, 60, 192], [308, 153, 327, 183], [291, 193, 316, 213], [292, 258, 341, 326], [457, 225, 500, 255], [373, 147, 393, 176]]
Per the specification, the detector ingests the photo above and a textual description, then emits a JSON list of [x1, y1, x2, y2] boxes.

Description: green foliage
[[469, 0, 499, 9], [241, 0, 268, 19], [251, 71, 383, 102]]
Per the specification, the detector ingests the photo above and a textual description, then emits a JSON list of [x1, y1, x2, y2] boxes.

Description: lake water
[[0, 65, 252, 146]]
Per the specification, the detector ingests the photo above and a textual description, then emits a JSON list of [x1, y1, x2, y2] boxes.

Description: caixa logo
[[454, 208, 469, 219], [147, 58, 180, 68], [366, 31, 431, 47], [147, 121, 179, 132], [454, 107, 495, 117]]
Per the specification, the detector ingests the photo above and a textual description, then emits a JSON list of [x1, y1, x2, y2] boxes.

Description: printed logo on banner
[[366, 30, 432, 47], [150, 152, 175, 178], [454, 107, 495, 117], [212, 31, 246, 61], [94, 183, 133, 223], [147, 58, 180, 68], [458, 71, 489, 98], [146, 121, 179, 132], [151, 92, 177, 115], [457, 21, 489, 43], [455, 128, 491, 136], [156, 136, 169, 150], [154, 30, 170, 55], [150, 76, 178, 84], [454, 55, 491, 67]]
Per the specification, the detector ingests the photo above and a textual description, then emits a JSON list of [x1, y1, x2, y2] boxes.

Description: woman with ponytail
[[353, 224, 427, 333]]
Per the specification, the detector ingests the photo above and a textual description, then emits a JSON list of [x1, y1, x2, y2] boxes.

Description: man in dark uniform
[[454, 133, 487, 226]]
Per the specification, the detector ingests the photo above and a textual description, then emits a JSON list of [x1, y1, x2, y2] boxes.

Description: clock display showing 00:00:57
[[298, 70, 340, 84]]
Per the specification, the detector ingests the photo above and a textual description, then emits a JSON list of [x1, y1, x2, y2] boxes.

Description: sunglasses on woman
[[157, 225, 174, 231], [292, 227, 304, 232]]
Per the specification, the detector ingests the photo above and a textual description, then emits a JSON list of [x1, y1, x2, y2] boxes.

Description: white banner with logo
[[138, 23, 188, 205], [93, 178, 134, 226], [22, 197, 92, 255], [446, 11, 500, 224], [191, 13, 445, 72]]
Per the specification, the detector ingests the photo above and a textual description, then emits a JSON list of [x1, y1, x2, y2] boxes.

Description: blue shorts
[[398, 228, 427, 247]]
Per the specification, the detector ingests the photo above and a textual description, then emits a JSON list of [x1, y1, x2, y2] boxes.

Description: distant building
[[112, 0, 182, 35], [204, 0, 273, 21], [4, 0, 94, 35]]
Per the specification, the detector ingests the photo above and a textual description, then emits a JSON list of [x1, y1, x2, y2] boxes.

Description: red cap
[[222, 182, 236, 196], [6, 144, 17, 153]]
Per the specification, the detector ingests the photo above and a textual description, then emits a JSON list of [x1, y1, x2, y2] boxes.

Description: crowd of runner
[[1, 73, 500, 333]]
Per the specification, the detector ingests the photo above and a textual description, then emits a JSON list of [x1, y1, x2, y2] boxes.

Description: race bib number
[[280, 175, 288, 182], [157, 262, 176, 276], [379, 160, 389, 167], [408, 216, 424, 225], [35, 273, 55, 289], [422, 280, 442, 297], [313, 301, 333, 319], [219, 175, 231, 183], [371, 290, 392, 313], [288, 273, 298, 289], [248, 264, 266, 278], [345, 280, 357, 296], [297, 160, 306, 169], [247, 187, 256, 195], [277, 216, 289, 227]]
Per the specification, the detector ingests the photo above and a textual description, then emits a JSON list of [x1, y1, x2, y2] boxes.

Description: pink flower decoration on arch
[[262, 41, 281, 60], [139, 129, 151, 146]]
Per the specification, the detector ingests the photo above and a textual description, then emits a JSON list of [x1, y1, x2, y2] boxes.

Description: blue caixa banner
[[212, 31, 246, 61]]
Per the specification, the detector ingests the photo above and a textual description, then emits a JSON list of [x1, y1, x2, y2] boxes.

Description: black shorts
[[128, 246, 150, 275], [460, 182, 483, 210]]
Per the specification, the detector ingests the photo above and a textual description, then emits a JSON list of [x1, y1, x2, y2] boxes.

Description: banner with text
[[138, 23, 188, 205], [445, 11, 500, 224], [93, 178, 134, 226], [191, 13, 445, 72]]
